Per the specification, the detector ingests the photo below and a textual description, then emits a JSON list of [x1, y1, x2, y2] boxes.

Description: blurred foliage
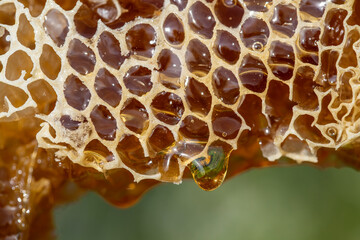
[[56, 165, 360, 240]]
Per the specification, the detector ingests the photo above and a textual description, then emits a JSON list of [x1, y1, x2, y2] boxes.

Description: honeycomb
[[1, 0, 360, 238]]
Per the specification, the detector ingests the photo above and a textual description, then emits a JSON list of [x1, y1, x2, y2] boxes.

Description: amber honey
[[0, 0, 360, 238]]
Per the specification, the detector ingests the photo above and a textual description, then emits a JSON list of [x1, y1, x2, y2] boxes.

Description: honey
[[0, 0, 360, 238]]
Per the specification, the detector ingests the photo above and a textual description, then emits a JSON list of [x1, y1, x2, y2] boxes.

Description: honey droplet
[[189, 141, 231, 191]]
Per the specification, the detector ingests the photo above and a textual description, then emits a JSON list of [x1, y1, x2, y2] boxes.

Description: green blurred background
[[55, 165, 360, 240]]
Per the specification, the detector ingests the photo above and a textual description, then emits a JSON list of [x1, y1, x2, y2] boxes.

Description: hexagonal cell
[[163, 13, 185, 45], [294, 115, 329, 144], [123, 66, 153, 96], [0, 3, 16, 25], [265, 80, 295, 135], [214, 0, 244, 28], [84, 139, 115, 163], [338, 71, 353, 103], [347, 0, 360, 26], [90, 105, 117, 141], [298, 27, 320, 52], [54, 0, 77, 10], [185, 39, 212, 77], [74, 4, 98, 39], [148, 125, 175, 154], [17, 0, 45, 17], [317, 94, 336, 125], [212, 67, 240, 105], [63, 75, 91, 111], [268, 41, 295, 81], [111, 0, 164, 28], [0, 28, 11, 55], [238, 54, 268, 93], [43, 9, 69, 47], [212, 104, 242, 139], [315, 50, 339, 91], [299, 0, 327, 19], [0, 82, 28, 112], [5, 50, 33, 81], [40, 44, 61, 80], [97, 31, 126, 70], [270, 4, 298, 38], [214, 30, 240, 65], [116, 134, 158, 175], [120, 98, 149, 134], [293, 66, 319, 110], [188, 1, 216, 39], [243, 0, 272, 12], [298, 27, 320, 65], [237, 94, 267, 133], [151, 91, 184, 125], [89, 0, 119, 25], [321, 8, 347, 46], [27, 79, 57, 115], [95, 68, 122, 108], [240, 17, 269, 51], [126, 24, 156, 59], [185, 77, 212, 117], [339, 30, 360, 68], [17, 14, 35, 50], [179, 115, 210, 142], [157, 49, 182, 89], [281, 135, 312, 156], [67, 39, 96, 75], [170, 0, 187, 11]]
